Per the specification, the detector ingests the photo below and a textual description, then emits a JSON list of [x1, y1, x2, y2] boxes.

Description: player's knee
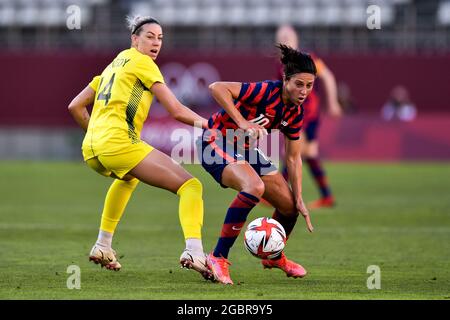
[[189, 177, 203, 194], [177, 177, 203, 196], [243, 179, 265, 198]]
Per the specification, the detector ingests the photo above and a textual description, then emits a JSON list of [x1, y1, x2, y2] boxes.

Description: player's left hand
[[296, 198, 314, 233]]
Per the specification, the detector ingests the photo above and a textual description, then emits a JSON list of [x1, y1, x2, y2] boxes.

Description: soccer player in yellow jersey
[[68, 15, 212, 280]]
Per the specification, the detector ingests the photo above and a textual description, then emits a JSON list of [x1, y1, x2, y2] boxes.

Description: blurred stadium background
[[1, 0, 450, 161], [1, 0, 450, 300]]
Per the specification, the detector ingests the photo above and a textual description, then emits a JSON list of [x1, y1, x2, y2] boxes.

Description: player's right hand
[[239, 121, 268, 140]]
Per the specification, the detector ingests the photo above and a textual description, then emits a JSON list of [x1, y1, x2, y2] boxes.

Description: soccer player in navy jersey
[[276, 25, 342, 209], [197, 45, 315, 284]]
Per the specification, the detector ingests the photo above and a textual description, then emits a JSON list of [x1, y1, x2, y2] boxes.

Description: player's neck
[[281, 86, 290, 106]]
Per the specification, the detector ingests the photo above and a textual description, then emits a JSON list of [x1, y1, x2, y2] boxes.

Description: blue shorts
[[304, 118, 320, 141], [196, 130, 277, 188]]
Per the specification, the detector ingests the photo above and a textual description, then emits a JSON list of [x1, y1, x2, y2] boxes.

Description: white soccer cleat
[[89, 245, 121, 271], [179, 249, 214, 281]]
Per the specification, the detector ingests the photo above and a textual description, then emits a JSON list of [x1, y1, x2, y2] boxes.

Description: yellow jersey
[[82, 47, 164, 160]]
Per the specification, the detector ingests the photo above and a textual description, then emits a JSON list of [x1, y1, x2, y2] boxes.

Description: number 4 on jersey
[[97, 73, 116, 106]]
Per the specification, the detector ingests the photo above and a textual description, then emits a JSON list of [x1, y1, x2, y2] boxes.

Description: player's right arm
[[134, 54, 208, 129], [208, 81, 267, 138], [68, 85, 96, 132], [151, 82, 208, 129]]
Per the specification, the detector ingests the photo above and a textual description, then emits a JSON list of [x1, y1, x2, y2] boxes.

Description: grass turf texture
[[0, 161, 449, 300]]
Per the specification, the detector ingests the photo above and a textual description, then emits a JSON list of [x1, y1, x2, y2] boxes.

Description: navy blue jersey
[[208, 80, 304, 141]]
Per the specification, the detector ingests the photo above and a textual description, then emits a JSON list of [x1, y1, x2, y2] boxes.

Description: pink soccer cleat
[[308, 196, 335, 210], [206, 253, 233, 285], [261, 252, 307, 278]]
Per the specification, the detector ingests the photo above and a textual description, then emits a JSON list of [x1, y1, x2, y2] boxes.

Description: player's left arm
[[285, 138, 314, 232], [68, 85, 96, 132], [316, 60, 342, 118]]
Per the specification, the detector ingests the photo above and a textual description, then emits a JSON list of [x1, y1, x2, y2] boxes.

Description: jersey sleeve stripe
[[283, 125, 303, 133], [267, 87, 280, 102], [237, 83, 250, 101], [244, 83, 262, 104], [290, 114, 303, 124], [252, 82, 269, 104], [241, 83, 257, 102]]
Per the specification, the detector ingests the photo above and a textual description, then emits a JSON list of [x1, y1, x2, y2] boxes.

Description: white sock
[[96, 230, 113, 249], [185, 238, 203, 253]]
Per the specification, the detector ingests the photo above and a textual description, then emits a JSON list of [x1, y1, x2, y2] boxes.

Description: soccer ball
[[244, 217, 286, 259]]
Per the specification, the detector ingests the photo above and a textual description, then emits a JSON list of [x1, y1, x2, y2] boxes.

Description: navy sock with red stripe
[[272, 209, 298, 239], [270, 210, 298, 260], [306, 157, 332, 198], [213, 192, 260, 259]]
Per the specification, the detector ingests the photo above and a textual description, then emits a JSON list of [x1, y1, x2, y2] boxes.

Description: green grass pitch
[[0, 161, 449, 299]]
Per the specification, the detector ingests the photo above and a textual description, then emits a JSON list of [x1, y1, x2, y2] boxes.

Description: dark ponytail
[[277, 44, 317, 79]]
